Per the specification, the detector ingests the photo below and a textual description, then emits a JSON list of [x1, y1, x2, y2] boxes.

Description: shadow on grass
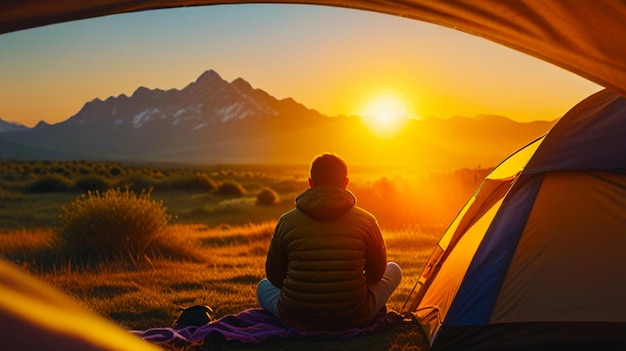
[[224, 274, 259, 285], [171, 282, 207, 291], [81, 284, 139, 299], [112, 309, 173, 330]]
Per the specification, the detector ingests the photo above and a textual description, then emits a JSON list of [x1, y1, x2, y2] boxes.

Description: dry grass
[[0, 222, 439, 350], [0, 161, 461, 350]]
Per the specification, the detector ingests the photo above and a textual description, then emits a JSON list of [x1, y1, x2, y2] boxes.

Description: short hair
[[310, 153, 348, 187]]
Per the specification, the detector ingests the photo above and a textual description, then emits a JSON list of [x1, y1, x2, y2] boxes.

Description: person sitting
[[256, 153, 402, 332]]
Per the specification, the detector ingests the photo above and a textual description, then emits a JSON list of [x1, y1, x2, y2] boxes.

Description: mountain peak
[[131, 86, 153, 98], [182, 70, 229, 94], [33, 120, 51, 130], [196, 70, 223, 84], [231, 77, 253, 91]]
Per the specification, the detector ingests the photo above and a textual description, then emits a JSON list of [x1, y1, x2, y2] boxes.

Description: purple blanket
[[131, 308, 395, 345]]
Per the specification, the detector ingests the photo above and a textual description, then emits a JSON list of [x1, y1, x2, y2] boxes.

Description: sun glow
[[360, 94, 411, 138]]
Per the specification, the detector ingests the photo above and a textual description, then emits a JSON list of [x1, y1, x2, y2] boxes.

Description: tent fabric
[[493, 171, 626, 323], [405, 88, 626, 350], [403, 136, 543, 339], [0, 260, 161, 351], [525, 91, 626, 172], [1, 1, 625, 100], [445, 173, 545, 325]]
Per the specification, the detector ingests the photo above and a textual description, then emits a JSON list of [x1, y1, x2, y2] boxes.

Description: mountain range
[[0, 119, 29, 133], [0, 70, 557, 171]]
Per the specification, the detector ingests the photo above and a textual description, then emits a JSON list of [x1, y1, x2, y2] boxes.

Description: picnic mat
[[130, 308, 399, 345]]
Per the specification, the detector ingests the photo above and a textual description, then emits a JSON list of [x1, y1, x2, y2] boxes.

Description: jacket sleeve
[[265, 219, 288, 288], [364, 220, 387, 286]]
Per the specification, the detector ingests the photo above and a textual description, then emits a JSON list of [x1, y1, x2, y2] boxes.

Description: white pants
[[256, 261, 402, 318]]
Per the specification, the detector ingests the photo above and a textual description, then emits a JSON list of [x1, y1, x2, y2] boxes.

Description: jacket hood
[[295, 185, 356, 221]]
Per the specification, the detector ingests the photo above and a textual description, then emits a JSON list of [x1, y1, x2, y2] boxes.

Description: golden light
[[360, 94, 411, 138]]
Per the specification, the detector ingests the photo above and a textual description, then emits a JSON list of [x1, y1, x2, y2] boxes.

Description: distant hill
[[0, 70, 557, 171], [0, 118, 29, 133]]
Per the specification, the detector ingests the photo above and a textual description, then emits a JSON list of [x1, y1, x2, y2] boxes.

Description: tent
[[401, 87, 626, 350], [1, 1, 626, 350], [0, 258, 161, 351]]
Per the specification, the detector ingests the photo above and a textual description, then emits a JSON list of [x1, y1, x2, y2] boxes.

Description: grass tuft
[[55, 188, 173, 266]]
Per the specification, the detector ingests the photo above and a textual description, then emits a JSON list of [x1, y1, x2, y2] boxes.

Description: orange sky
[[0, 4, 602, 128]]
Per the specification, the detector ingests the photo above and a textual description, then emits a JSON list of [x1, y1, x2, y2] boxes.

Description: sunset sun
[[360, 95, 411, 138]]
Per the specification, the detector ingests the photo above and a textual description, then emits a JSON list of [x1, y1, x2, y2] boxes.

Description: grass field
[[0, 223, 437, 350], [0, 160, 481, 350]]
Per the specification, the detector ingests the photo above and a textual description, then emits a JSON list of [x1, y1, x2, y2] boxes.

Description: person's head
[[309, 153, 349, 188]]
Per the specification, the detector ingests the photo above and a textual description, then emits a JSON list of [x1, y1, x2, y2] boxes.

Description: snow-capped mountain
[[0, 70, 332, 163], [0, 69, 556, 168], [65, 70, 288, 130]]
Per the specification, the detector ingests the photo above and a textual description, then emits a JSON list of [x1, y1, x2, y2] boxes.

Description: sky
[[0, 4, 602, 128]]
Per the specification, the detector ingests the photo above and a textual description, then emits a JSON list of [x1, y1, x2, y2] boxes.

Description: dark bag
[[173, 305, 214, 329]]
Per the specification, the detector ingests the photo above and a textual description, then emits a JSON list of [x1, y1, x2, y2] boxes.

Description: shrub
[[74, 175, 110, 192], [55, 188, 172, 263], [26, 174, 73, 193], [51, 165, 66, 174], [256, 187, 280, 206], [216, 181, 246, 197], [109, 165, 123, 177], [214, 197, 256, 213], [165, 173, 217, 192]]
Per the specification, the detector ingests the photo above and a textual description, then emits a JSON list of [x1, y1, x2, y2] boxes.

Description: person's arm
[[364, 221, 387, 285], [265, 220, 288, 288]]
